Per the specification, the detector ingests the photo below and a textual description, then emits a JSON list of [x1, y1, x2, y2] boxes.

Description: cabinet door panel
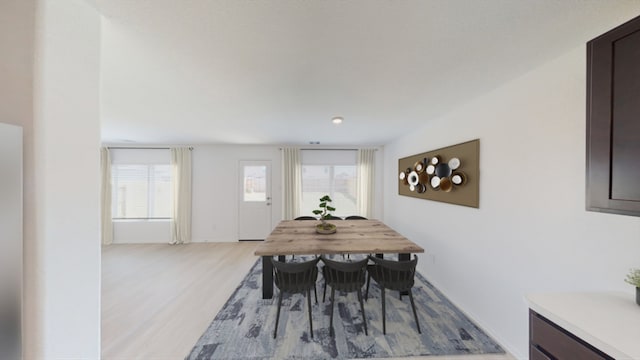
[[611, 28, 640, 201], [586, 14, 640, 216], [529, 311, 611, 360], [530, 345, 552, 360]]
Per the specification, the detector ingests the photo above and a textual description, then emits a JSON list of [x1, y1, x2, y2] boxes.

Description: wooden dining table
[[254, 219, 424, 299]]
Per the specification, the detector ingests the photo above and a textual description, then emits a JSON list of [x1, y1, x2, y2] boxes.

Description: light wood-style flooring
[[102, 242, 515, 360]]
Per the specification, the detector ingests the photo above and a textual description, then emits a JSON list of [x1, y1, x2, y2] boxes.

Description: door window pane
[[243, 165, 266, 202]]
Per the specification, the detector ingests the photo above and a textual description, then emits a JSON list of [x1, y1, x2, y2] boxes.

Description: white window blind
[[110, 149, 171, 219], [300, 150, 357, 217]]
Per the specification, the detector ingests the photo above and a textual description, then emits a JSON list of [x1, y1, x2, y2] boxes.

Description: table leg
[[262, 256, 273, 299]]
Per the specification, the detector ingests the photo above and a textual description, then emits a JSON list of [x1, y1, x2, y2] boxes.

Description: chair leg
[[329, 287, 336, 337], [381, 287, 386, 335], [274, 291, 283, 339], [357, 289, 368, 336], [408, 289, 421, 334], [307, 289, 314, 339], [323, 280, 327, 303], [365, 273, 370, 301], [314, 284, 318, 304]]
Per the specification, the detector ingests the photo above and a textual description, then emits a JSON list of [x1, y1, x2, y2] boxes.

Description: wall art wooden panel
[[398, 139, 479, 208]]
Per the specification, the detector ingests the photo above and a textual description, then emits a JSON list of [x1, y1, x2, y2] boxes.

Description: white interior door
[[238, 160, 272, 240]]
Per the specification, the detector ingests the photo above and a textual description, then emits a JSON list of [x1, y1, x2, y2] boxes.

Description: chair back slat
[[324, 215, 343, 220], [272, 257, 320, 294], [367, 255, 418, 291], [294, 216, 317, 220], [321, 256, 368, 292]]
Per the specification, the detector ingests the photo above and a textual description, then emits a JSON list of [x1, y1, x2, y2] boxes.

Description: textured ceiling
[[97, 0, 640, 145]]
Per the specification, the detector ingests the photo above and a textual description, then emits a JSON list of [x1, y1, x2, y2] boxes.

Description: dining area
[[254, 218, 425, 338], [185, 217, 506, 359]]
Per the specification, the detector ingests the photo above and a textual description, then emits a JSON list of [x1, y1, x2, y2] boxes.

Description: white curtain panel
[[282, 147, 301, 220], [170, 147, 192, 244], [357, 148, 376, 218], [100, 147, 113, 245]]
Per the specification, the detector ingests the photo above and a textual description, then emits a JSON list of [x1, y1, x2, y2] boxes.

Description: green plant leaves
[[313, 194, 336, 219]]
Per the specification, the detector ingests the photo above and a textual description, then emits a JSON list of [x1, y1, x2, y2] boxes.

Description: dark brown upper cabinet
[[587, 15, 640, 217]]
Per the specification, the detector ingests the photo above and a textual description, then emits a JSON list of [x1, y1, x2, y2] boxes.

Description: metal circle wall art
[[400, 154, 467, 193], [407, 171, 420, 186], [397, 139, 479, 208]]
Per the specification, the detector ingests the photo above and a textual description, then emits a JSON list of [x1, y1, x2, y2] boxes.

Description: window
[[300, 150, 357, 217], [110, 149, 172, 219], [243, 165, 267, 202]]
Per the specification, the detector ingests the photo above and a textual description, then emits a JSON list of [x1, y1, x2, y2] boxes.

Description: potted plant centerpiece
[[625, 268, 640, 306], [312, 195, 337, 234]]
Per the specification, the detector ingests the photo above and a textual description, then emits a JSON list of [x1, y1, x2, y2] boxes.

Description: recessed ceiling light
[[332, 116, 343, 124]]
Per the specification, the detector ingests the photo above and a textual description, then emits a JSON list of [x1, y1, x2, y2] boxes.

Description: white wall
[[112, 145, 385, 243], [383, 32, 640, 360], [113, 220, 172, 244], [191, 145, 283, 242], [31, 0, 102, 358]]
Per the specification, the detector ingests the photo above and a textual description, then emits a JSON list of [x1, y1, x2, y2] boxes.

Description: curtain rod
[[300, 148, 357, 151], [279, 148, 377, 151], [107, 146, 193, 150]]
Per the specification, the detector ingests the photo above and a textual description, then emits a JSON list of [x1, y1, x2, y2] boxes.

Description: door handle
[[266, 202, 271, 206]]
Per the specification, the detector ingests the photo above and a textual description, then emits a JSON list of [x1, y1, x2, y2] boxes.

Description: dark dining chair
[[271, 257, 320, 339], [294, 216, 317, 220], [365, 255, 421, 335], [324, 215, 343, 220], [320, 256, 369, 336]]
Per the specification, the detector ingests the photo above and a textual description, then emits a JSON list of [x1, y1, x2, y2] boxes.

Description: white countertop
[[527, 292, 640, 360]]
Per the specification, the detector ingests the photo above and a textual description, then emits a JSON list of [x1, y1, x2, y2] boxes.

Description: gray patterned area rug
[[187, 258, 504, 359]]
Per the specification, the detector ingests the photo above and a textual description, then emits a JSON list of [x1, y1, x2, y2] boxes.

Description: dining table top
[[254, 219, 424, 256]]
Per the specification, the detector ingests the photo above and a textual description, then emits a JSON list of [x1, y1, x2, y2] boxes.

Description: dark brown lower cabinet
[[529, 310, 613, 360]]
